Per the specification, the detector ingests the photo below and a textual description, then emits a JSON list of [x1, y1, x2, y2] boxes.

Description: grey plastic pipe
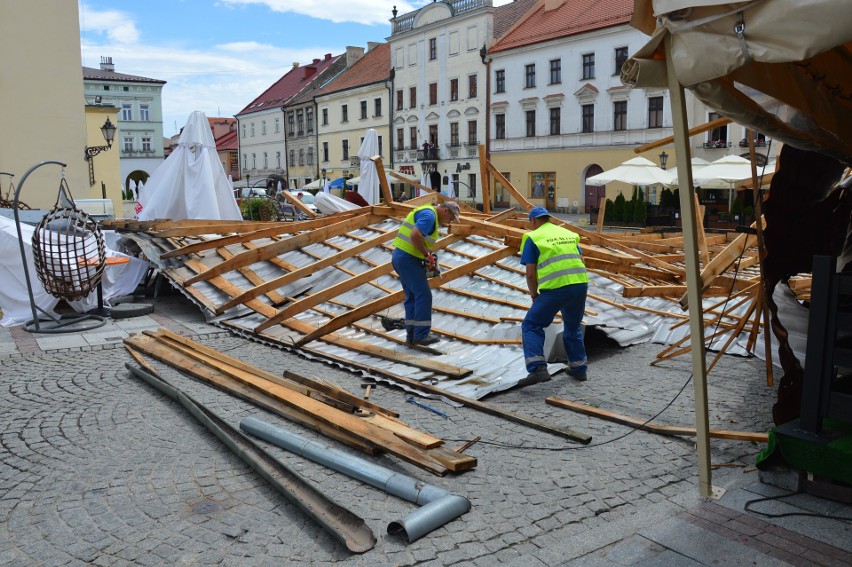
[[240, 416, 470, 543]]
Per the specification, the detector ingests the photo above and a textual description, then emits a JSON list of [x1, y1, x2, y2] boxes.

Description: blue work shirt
[[413, 208, 437, 237]]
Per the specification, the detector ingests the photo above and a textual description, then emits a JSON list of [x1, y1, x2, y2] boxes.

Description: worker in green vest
[[391, 201, 461, 345], [517, 206, 589, 387]]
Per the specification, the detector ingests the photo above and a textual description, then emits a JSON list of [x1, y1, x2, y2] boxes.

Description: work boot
[[517, 366, 551, 387], [566, 368, 587, 382], [408, 334, 440, 346]]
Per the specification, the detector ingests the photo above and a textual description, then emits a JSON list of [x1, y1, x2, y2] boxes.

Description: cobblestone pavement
[[1, 294, 850, 566]]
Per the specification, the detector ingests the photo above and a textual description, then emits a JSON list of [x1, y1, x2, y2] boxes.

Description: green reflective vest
[[393, 204, 439, 259], [521, 222, 588, 289]]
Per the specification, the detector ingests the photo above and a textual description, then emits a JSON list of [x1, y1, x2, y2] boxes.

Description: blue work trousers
[[522, 283, 588, 373], [392, 248, 432, 341]]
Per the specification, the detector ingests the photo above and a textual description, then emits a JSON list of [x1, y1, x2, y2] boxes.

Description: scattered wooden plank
[[546, 397, 768, 443]]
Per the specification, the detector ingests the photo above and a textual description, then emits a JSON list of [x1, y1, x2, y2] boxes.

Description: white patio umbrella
[[302, 177, 324, 190], [357, 129, 380, 205], [586, 156, 672, 187], [693, 155, 767, 208], [662, 157, 710, 187]]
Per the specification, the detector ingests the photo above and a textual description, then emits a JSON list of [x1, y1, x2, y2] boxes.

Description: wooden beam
[[632, 116, 732, 154], [478, 144, 491, 214], [372, 155, 395, 204], [183, 213, 383, 285], [546, 397, 767, 443], [486, 163, 533, 210], [596, 196, 606, 233]]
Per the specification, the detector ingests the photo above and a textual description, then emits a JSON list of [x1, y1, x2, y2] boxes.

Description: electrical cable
[[744, 491, 852, 522]]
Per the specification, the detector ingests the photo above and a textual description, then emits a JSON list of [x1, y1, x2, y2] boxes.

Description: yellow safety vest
[[521, 222, 588, 289], [393, 205, 439, 259]]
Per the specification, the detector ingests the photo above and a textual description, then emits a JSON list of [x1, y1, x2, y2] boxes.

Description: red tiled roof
[[216, 129, 238, 151], [492, 0, 538, 41], [318, 43, 391, 97], [237, 53, 341, 116], [489, 0, 633, 53]]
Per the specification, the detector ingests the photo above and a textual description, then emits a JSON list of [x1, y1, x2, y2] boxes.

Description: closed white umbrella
[[357, 129, 380, 205]]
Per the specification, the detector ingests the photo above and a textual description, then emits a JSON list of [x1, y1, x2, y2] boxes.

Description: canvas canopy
[[622, 0, 852, 165], [586, 156, 671, 187], [137, 111, 241, 221]]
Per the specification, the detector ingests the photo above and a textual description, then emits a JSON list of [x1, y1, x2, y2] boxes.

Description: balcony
[[416, 148, 440, 161], [702, 140, 732, 149], [739, 138, 768, 148]]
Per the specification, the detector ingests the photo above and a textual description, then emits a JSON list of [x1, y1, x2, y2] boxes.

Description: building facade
[[315, 43, 392, 190], [83, 57, 166, 197], [388, 0, 500, 205]]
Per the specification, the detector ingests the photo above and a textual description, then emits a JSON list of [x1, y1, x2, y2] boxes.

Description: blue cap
[[529, 206, 550, 220]]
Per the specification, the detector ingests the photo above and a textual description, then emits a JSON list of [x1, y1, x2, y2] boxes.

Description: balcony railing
[[416, 149, 440, 161], [702, 140, 732, 149], [392, 0, 486, 34]]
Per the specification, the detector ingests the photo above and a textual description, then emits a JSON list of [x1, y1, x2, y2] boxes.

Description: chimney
[[325, 53, 332, 61], [100, 56, 115, 72], [345, 46, 365, 68], [367, 42, 381, 52], [543, 0, 563, 11], [313, 58, 321, 64]]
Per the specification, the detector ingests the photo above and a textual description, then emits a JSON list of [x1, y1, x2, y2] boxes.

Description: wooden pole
[[596, 196, 606, 233], [479, 144, 491, 214]]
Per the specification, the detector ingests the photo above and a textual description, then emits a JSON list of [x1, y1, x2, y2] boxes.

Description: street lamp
[[321, 168, 327, 189], [659, 151, 669, 170], [84, 117, 117, 186]]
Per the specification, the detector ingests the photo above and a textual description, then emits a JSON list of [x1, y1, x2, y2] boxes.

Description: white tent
[[136, 111, 241, 221], [586, 157, 671, 187], [357, 129, 380, 205], [419, 171, 432, 197]]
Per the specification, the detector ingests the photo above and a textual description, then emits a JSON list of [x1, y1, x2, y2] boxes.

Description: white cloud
[[78, 3, 140, 44], [221, 0, 418, 26]]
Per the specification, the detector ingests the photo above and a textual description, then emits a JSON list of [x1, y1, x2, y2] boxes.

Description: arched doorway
[[583, 165, 605, 213], [126, 170, 149, 200]]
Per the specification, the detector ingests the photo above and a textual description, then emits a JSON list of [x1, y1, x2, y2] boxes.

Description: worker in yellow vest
[[518, 206, 589, 387], [391, 201, 461, 346]]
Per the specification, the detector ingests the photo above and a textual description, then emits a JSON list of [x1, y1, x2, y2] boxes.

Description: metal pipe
[[240, 416, 471, 542]]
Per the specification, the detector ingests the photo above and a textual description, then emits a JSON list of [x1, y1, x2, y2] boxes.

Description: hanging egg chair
[[31, 177, 107, 302]]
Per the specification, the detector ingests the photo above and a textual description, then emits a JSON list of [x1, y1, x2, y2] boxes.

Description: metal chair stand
[[13, 161, 106, 334]]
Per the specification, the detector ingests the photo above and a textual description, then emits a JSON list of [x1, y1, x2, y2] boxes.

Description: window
[[467, 120, 477, 145], [142, 136, 151, 152], [322, 108, 328, 126], [582, 53, 595, 80], [322, 142, 328, 162], [708, 111, 728, 145], [409, 126, 417, 149], [525, 64, 536, 88], [276, 151, 281, 168], [450, 122, 460, 146], [298, 149, 304, 166], [275, 118, 280, 133], [397, 128, 404, 150], [429, 82, 437, 105], [306, 110, 313, 133], [122, 104, 132, 120], [549, 108, 560, 135], [396, 90, 403, 111], [252, 153, 256, 169], [409, 86, 416, 108], [288, 113, 295, 136], [614, 47, 628, 74], [264, 152, 269, 168], [495, 114, 506, 139], [530, 172, 555, 199], [140, 104, 149, 121], [296, 111, 304, 135], [306, 147, 313, 165], [261, 120, 267, 135], [525, 110, 535, 137], [289, 149, 294, 165], [450, 79, 459, 101], [120, 136, 132, 154], [242, 154, 247, 169], [582, 104, 594, 132], [648, 96, 664, 128], [374, 98, 382, 118], [495, 69, 505, 93], [614, 101, 627, 131], [549, 59, 561, 84], [251, 122, 255, 137], [429, 125, 438, 147], [360, 101, 368, 119], [242, 124, 246, 138], [378, 135, 383, 156], [342, 139, 349, 160], [341, 104, 348, 122], [429, 38, 437, 60], [468, 74, 477, 98]]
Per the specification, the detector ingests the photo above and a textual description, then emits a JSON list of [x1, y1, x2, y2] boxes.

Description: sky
[[79, 0, 511, 138]]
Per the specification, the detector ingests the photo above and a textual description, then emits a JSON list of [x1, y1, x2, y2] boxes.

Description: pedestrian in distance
[[517, 206, 589, 387], [392, 201, 461, 346]]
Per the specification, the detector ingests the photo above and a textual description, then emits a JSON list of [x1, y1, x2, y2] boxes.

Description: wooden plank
[[183, 213, 384, 285], [125, 335, 377, 454], [373, 155, 395, 205], [487, 163, 533, 210], [125, 334, 452, 475], [546, 397, 768, 443], [478, 144, 491, 214], [596, 196, 606, 233], [279, 190, 317, 218]]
